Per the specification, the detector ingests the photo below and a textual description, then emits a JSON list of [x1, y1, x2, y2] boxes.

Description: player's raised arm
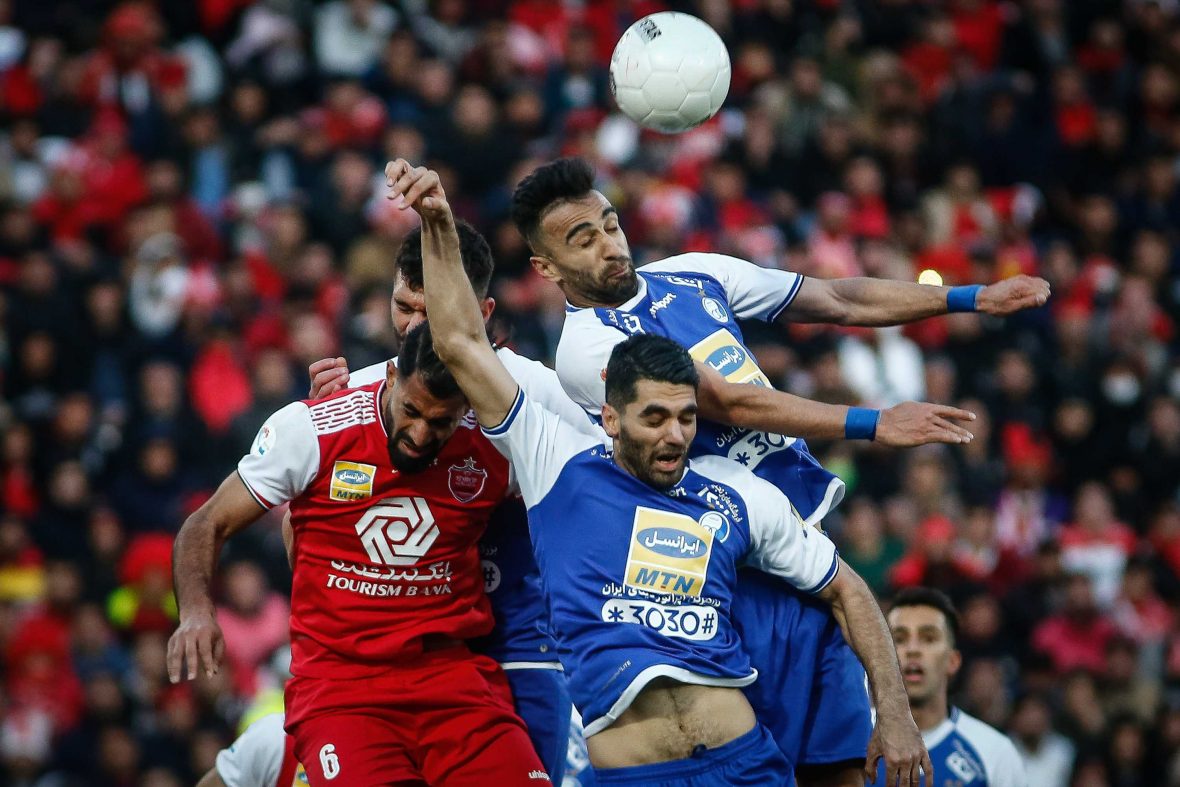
[[385, 159, 519, 427], [782, 274, 1050, 326], [695, 361, 976, 447]]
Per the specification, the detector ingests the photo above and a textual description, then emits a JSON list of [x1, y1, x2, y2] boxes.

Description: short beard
[[570, 261, 639, 306], [388, 440, 437, 474], [615, 426, 683, 491]]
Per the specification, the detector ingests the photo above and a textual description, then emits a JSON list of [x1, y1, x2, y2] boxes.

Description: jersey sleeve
[[692, 456, 839, 593], [346, 359, 389, 387], [641, 253, 803, 321], [215, 713, 286, 787], [482, 388, 600, 509], [497, 346, 606, 440], [237, 402, 320, 509], [554, 308, 625, 418]]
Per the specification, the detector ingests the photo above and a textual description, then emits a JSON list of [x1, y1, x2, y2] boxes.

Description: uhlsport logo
[[354, 496, 438, 565], [623, 507, 715, 597], [330, 461, 375, 501], [448, 457, 488, 503]]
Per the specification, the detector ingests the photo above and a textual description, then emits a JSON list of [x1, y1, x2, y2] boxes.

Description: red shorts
[[285, 648, 549, 786]]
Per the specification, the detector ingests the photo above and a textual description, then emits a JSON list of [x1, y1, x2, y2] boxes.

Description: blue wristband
[[845, 407, 880, 441], [947, 285, 984, 313]]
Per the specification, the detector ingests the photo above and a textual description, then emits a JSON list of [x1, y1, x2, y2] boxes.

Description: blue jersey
[[869, 708, 1027, 787], [557, 254, 844, 525], [484, 389, 840, 737]]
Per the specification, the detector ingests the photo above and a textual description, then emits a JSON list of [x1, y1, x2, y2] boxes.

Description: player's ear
[[479, 296, 495, 323], [601, 403, 620, 438], [385, 360, 397, 387], [947, 648, 963, 680], [531, 254, 561, 285]]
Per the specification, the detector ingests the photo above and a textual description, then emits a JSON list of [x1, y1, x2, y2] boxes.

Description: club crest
[[448, 457, 487, 503]]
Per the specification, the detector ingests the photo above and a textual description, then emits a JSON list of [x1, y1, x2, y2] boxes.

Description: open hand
[[385, 159, 451, 223], [866, 711, 934, 787], [877, 402, 976, 446], [976, 275, 1050, 316], [166, 612, 225, 683]]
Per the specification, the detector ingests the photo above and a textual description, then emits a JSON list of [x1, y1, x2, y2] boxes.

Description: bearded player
[[510, 157, 1048, 786], [167, 323, 548, 785]]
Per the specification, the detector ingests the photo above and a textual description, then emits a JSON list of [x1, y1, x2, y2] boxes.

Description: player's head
[[391, 221, 495, 344], [888, 587, 962, 711], [382, 322, 467, 473], [511, 157, 638, 308], [601, 334, 699, 490]]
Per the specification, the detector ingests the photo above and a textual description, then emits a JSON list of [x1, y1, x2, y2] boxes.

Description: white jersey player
[[197, 713, 305, 787]]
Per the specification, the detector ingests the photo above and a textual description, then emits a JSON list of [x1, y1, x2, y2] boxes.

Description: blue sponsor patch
[[335, 468, 370, 485], [636, 527, 708, 558], [704, 345, 747, 376]]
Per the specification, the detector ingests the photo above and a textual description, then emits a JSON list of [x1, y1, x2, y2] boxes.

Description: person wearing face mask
[[869, 587, 1027, 787]]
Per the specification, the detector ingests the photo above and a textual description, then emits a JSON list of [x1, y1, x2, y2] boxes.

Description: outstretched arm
[[695, 361, 976, 446], [817, 562, 934, 787], [784, 275, 1050, 326], [385, 159, 519, 427]]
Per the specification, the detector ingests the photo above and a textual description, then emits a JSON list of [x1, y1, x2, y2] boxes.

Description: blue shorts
[[733, 569, 872, 767], [504, 665, 572, 781], [592, 724, 791, 786]]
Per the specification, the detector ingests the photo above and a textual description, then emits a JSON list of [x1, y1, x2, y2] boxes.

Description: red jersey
[[237, 380, 511, 679]]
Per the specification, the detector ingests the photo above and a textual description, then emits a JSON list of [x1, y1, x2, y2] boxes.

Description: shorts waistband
[[593, 723, 771, 783]]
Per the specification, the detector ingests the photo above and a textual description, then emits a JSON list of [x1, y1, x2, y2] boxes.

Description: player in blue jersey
[[871, 588, 1027, 787], [296, 223, 584, 780], [508, 157, 1049, 787], [392, 160, 932, 787]]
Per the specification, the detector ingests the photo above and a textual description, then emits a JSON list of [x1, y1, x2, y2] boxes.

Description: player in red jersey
[[167, 324, 550, 786]]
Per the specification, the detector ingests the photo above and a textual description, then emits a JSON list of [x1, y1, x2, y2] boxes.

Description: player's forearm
[[822, 563, 909, 714], [789, 278, 951, 326], [419, 213, 486, 357], [172, 511, 223, 620], [700, 379, 849, 441]]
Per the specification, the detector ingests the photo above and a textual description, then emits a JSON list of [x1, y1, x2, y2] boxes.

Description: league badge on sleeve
[[252, 424, 276, 456], [448, 457, 488, 503]]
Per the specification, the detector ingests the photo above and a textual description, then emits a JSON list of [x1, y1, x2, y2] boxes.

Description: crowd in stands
[[1, 0, 1179, 784]]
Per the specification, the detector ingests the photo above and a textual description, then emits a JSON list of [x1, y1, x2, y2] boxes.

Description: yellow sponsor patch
[[624, 507, 715, 598], [688, 329, 771, 386], [330, 461, 376, 501]]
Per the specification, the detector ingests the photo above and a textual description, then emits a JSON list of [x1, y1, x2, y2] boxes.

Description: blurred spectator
[[314, 0, 398, 78], [1009, 692, 1076, 787], [215, 561, 288, 697], [1059, 481, 1137, 608], [1032, 573, 1117, 673]]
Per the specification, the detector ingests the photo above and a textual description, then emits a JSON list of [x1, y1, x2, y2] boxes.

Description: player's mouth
[[398, 438, 430, 457], [903, 664, 925, 684], [606, 265, 631, 281], [651, 450, 684, 473]]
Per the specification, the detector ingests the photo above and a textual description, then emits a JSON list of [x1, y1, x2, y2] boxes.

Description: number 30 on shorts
[[319, 744, 341, 780]]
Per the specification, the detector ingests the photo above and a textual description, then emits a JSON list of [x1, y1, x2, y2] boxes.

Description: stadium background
[[0, 0, 1179, 784]]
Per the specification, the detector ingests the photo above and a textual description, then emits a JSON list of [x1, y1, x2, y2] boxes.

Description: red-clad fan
[[166, 323, 548, 786]]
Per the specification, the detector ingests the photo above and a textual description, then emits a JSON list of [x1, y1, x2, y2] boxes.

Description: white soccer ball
[[609, 12, 731, 134]]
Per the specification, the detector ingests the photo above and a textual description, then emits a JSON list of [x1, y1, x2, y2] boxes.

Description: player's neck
[[910, 695, 950, 734]]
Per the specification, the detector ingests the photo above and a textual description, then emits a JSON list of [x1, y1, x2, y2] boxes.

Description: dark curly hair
[[510, 157, 596, 246]]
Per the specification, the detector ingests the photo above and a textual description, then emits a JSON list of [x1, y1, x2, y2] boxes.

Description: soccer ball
[[609, 12, 731, 134]]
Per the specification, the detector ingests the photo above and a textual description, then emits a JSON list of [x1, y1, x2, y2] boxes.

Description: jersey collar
[[374, 379, 389, 437], [921, 708, 958, 749]]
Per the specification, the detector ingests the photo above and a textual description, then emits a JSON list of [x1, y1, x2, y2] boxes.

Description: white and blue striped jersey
[[869, 707, 1027, 787], [557, 253, 845, 525], [483, 388, 840, 737]]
